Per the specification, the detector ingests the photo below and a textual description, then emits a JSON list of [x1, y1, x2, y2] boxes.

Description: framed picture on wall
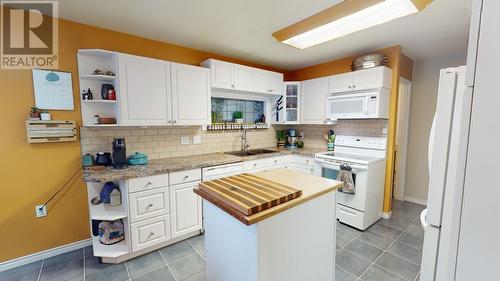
[[32, 69, 74, 110]]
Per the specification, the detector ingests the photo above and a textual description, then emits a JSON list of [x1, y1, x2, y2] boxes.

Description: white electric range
[[314, 135, 387, 230]]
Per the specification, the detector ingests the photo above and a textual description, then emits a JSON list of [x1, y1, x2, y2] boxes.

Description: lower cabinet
[[169, 181, 203, 238], [131, 215, 171, 251], [243, 155, 314, 174]]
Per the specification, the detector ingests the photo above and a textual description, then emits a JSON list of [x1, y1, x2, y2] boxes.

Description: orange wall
[[0, 17, 286, 262]]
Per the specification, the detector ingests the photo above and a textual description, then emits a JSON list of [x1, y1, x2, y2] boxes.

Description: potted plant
[[233, 111, 243, 123], [276, 130, 287, 148], [40, 110, 51, 121], [29, 107, 41, 120]]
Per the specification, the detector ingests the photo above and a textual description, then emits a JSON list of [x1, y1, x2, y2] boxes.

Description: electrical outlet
[[193, 135, 202, 144], [300, 131, 304, 138], [36, 205, 47, 218], [180, 136, 190, 145]]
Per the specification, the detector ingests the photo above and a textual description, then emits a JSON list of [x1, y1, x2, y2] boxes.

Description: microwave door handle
[[364, 96, 369, 115]]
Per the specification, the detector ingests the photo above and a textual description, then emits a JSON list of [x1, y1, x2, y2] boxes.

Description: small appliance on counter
[[287, 129, 298, 149], [127, 152, 148, 165], [82, 153, 95, 167], [112, 138, 127, 169], [95, 152, 112, 166]]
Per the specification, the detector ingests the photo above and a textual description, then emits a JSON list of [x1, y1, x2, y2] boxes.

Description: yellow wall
[[0, 17, 285, 262]]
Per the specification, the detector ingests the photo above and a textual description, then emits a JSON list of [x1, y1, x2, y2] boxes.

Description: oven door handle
[[314, 159, 368, 171]]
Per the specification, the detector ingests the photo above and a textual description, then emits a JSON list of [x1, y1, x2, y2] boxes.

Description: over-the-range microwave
[[325, 88, 390, 121]]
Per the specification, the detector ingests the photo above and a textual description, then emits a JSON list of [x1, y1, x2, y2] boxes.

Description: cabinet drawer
[[268, 156, 291, 166], [243, 159, 268, 171], [131, 215, 171, 251], [292, 155, 314, 166], [129, 188, 169, 223], [336, 205, 365, 230], [170, 169, 201, 185], [128, 174, 168, 193], [292, 163, 315, 175]]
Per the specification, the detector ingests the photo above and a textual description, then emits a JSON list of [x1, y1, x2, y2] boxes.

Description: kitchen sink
[[247, 149, 279, 154], [225, 151, 257, 157], [225, 149, 279, 157]]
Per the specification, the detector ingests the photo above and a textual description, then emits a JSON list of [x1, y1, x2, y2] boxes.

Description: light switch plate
[[181, 136, 190, 145], [193, 135, 201, 144], [36, 205, 47, 218]]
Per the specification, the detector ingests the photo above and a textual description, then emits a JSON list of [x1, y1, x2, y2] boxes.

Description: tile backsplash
[[274, 119, 388, 150], [80, 120, 387, 159], [80, 126, 276, 159]]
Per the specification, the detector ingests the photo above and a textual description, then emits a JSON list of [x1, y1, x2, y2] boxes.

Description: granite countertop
[[83, 147, 327, 183]]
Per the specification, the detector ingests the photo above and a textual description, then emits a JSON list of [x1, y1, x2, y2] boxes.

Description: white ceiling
[[57, 0, 471, 70]]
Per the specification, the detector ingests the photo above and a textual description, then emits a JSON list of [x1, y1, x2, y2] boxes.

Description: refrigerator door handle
[[420, 209, 430, 229]]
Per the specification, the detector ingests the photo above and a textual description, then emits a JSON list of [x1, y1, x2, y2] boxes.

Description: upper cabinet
[[118, 53, 171, 126], [202, 59, 283, 95], [170, 63, 210, 126], [78, 49, 210, 127], [328, 66, 392, 94], [301, 77, 328, 124]]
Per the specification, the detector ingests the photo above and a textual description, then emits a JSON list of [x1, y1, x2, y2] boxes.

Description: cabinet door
[[170, 181, 202, 238], [254, 69, 269, 93], [328, 72, 353, 94], [171, 63, 210, 125], [352, 67, 392, 91], [301, 77, 328, 124], [268, 71, 284, 95], [234, 65, 255, 92], [118, 54, 170, 126], [211, 60, 234, 89]]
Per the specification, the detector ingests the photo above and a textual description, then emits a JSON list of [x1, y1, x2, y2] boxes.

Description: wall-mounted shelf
[[207, 123, 269, 131], [81, 100, 117, 104], [26, 120, 77, 143], [80, 74, 116, 81]]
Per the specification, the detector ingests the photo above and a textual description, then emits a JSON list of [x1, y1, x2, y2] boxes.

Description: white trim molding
[[0, 239, 92, 272], [382, 211, 392, 219], [404, 196, 428, 206]]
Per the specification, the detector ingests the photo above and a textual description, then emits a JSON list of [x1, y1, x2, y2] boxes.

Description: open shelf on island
[[90, 205, 127, 221], [92, 236, 129, 258]]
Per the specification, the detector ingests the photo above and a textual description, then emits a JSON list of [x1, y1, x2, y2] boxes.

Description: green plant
[[276, 130, 287, 142], [233, 111, 243, 119], [30, 106, 41, 118]]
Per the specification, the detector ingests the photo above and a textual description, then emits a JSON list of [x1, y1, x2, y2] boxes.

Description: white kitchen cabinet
[[118, 53, 171, 126], [202, 59, 283, 95], [169, 181, 203, 239], [273, 82, 301, 124], [171, 63, 210, 125], [210, 59, 234, 89], [328, 66, 392, 94], [301, 77, 328, 124], [255, 69, 284, 95], [234, 64, 255, 92]]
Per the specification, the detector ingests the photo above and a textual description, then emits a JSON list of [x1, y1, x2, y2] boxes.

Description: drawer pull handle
[[184, 175, 189, 180], [149, 232, 154, 237], [274, 160, 277, 163], [253, 164, 257, 167], [147, 203, 154, 208], [147, 181, 152, 185]]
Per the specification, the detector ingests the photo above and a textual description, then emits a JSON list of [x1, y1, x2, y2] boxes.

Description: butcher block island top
[[194, 169, 343, 225]]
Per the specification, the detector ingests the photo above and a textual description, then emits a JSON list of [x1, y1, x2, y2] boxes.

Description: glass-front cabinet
[[273, 82, 300, 124]]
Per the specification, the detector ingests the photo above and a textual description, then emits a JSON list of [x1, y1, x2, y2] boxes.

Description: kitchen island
[[194, 169, 342, 281]]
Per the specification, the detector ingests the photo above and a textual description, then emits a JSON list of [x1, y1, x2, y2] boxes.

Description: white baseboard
[[404, 196, 428, 206], [382, 211, 392, 219], [0, 239, 92, 272]]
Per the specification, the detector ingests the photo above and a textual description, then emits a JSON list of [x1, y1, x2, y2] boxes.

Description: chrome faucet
[[241, 128, 250, 152]]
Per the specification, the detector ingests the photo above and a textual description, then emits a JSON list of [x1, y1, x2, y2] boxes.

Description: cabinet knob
[[149, 232, 154, 237], [353, 85, 356, 88], [231, 85, 235, 88], [184, 175, 189, 180], [253, 164, 257, 167], [147, 181, 152, 185], [168, 120, 171, 124], [348, 85, 352, 89], [173, 120, 177, 124], [148, 203, 154, 208]]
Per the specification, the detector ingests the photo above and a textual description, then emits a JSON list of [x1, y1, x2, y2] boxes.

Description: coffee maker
[[112, 138, 127, 169]]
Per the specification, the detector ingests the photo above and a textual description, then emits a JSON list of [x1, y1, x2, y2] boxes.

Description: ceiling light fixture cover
[[274, 0, 433, 49]]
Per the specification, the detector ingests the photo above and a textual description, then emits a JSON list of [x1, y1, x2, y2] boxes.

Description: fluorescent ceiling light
[[276, 0, 431, 49]]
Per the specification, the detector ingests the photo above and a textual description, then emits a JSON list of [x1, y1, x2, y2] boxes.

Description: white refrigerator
[[420, 0, 500, 280]]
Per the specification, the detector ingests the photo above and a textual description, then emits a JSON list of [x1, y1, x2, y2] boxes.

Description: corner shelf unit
[[86, 180, 131, 259], [77, 49, 120, 126]]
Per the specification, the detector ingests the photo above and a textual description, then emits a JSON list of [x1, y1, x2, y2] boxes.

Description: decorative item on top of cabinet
[[201, 59, 283, 95]]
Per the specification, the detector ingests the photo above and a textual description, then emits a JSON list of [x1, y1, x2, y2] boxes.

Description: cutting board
[[195, 173, 302, 216]]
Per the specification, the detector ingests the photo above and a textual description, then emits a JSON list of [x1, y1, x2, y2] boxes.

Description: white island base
[[203, 191, 336, 281]]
